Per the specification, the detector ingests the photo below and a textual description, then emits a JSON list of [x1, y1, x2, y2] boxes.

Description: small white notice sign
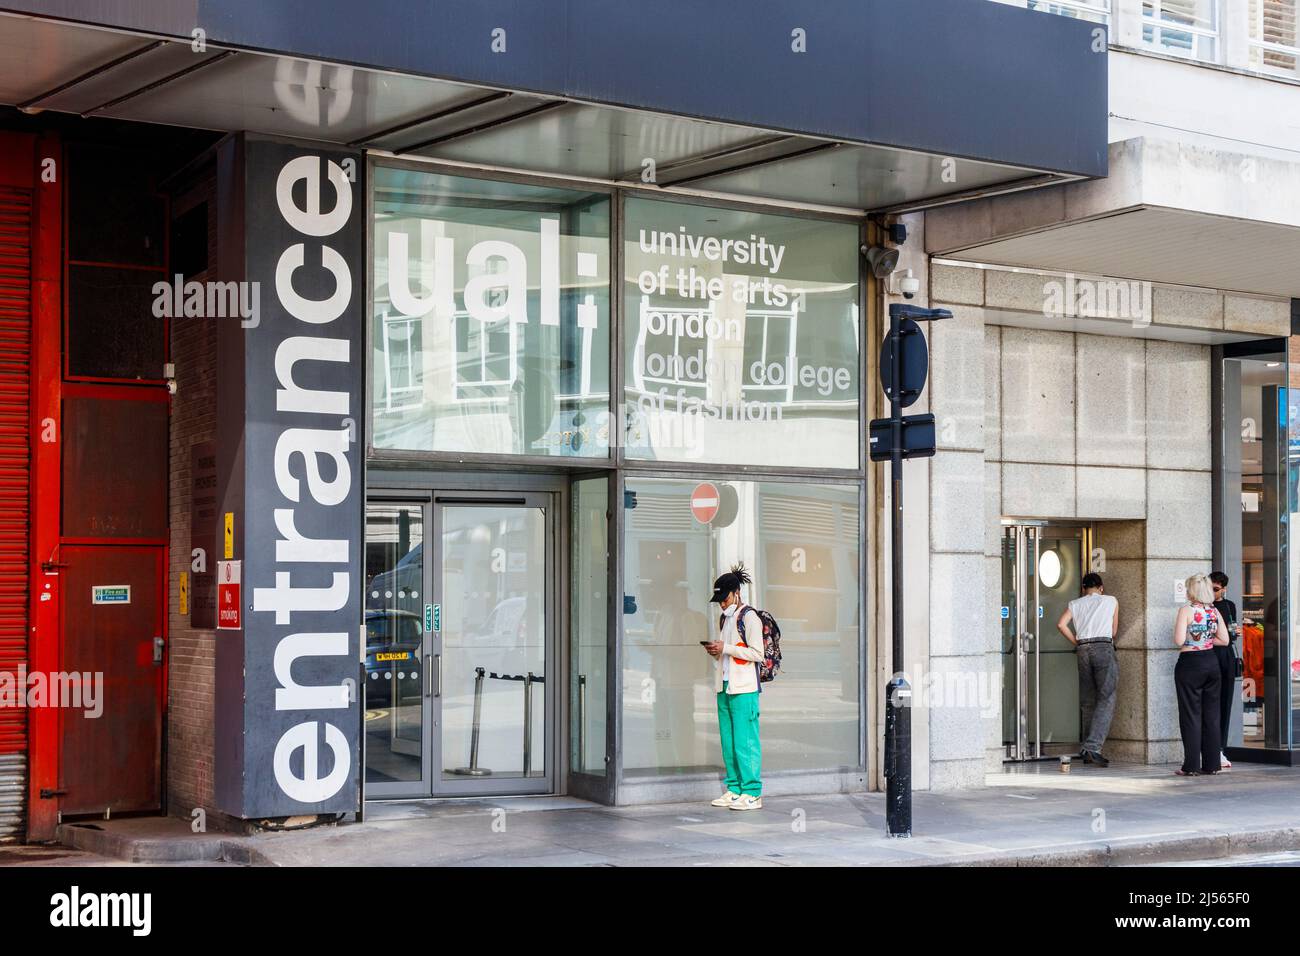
[[1173, 578, 1187, 604]]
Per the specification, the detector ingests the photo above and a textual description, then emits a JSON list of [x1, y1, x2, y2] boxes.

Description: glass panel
[[1037, 532, 1083, 749], [1249, 0, 1299, 78], [1141, 0, 1218, 61], [68, 144, 165, 267], [622, 196, 860, 469], [1222, 353, 1288, 750], [363, 503, 425, 785], [67, 265, 166, 380], [1287, 341, 1300, 747], [441, 505, 547, 779], [571, 477, 608, 776], [1023, 531, 1039, 753], [371, 167, 611, 457], [1001, 528, 1017, 751], [1023, 0, 1111, 25], [622, 476, 860, 776]]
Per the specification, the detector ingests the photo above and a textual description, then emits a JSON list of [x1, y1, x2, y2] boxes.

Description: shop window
[[623, 196, 860, 469], [621, 476, 860, 777], [371, 166, 611, 458]]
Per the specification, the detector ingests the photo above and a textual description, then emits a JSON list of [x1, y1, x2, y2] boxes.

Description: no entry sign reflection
[[691, 482, 720, 524]]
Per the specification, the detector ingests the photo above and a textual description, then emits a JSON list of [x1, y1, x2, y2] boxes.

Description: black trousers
[[1175, 650, 1221, 774], [1214, 643, 1236, 753]]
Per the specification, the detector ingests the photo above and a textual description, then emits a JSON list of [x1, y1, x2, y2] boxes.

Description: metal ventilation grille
[[760, 494, 852, 539], [630, 491, 697, 534], [0, 185, 30, 843]]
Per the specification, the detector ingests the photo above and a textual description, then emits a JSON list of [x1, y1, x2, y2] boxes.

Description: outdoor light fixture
[[862, 244, 900, 279], [1038, 549, 1062, 588]]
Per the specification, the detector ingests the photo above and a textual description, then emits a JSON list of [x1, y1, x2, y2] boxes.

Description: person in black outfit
[[1209, 571, 1241, 768], [1173, 573, 1230, 776]]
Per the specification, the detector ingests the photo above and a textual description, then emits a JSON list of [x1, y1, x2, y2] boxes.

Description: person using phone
[[702, 562, 764, 811]]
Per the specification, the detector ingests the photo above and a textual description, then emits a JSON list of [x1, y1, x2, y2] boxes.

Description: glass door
[[363, 500, 431, 797], [1001, 523, 1088, 761], [363, 490, 555, 798], [434, 492, 554, 795]]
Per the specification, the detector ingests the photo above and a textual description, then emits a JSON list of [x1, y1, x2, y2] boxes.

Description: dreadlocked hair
[[730, 562, 752, 585]]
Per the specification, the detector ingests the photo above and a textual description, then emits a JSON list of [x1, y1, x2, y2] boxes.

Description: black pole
[[884, 307, 912, 837]]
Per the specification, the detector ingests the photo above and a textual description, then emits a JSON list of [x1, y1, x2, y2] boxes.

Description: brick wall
[[165, 166, 223, 828]]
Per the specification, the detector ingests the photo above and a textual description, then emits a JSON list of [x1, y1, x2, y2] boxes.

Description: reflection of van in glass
[[469, 596, 529, 645], [367, 543, 422, 612]]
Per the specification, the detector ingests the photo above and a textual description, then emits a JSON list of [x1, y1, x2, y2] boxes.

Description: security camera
[[899, 269, 920, 299], [889, 268, 921, 299]]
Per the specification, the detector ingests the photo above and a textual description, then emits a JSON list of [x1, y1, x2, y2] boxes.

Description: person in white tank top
[[1056, 572, 1120, 766]]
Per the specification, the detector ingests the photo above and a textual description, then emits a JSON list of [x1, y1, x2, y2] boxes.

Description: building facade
[[6, 0, 1294, 843], [915, 0, 1300, 784]]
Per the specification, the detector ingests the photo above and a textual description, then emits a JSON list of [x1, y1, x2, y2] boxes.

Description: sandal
[[1174, 769, 1198, 776]]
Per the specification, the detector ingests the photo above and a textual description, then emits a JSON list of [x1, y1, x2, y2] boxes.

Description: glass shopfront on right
[[1216, 340, 1300, 757]]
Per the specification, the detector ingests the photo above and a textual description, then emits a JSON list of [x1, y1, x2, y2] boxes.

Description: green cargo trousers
[[717, 681, 762, 797]]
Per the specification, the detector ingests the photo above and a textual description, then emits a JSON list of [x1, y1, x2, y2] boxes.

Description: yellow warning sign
[[224, 512, 234, 559], [179, 571, 189, 616]]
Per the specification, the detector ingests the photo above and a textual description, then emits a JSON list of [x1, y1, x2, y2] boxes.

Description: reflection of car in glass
[[367, 545, 423, 612], [365, 609, 423, 701]]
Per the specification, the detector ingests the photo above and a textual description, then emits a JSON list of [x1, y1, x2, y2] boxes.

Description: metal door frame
[[1003, 521, 1092, 763], [363, 479, 562, 800], [362, 495, 433, 800]]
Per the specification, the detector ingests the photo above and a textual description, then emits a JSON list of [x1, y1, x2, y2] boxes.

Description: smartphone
[[698, 640, 711, 646]]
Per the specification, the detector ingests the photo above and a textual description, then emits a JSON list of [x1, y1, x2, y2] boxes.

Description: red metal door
[[59, 546, 164, 814]]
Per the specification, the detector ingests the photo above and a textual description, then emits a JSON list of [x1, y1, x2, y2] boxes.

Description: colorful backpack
[[733, 604, 783, 684]]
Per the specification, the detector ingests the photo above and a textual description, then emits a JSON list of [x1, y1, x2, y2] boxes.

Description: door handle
[[153, 636, 165, 664], [426, 654, 441, 698]]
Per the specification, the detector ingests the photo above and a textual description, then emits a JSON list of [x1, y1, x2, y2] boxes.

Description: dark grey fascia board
[[3, 0, 1108, 178]]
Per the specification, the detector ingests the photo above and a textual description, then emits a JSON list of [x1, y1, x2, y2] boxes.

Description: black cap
[[708, 562, 752, 603]]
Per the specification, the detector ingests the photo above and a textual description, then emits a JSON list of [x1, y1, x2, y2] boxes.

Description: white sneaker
[[710, 791, 740, 807], [1220, 752, 1232, 770], [729, 794, 763, 811]]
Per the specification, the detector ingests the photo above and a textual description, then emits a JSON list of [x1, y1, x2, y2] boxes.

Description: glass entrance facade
[[1215, 340, 1300, 759], [366, 160, 868, 801]]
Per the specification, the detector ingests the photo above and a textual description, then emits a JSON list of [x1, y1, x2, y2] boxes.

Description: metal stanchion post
[[452, 666, 491, 776], [523, 672, 534, 778]]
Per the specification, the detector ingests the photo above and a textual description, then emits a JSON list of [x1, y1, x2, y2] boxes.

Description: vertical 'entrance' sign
[[215, 136, 363, 819]]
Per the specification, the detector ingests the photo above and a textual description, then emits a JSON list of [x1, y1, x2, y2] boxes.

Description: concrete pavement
[[41, 760, 1300, 867]]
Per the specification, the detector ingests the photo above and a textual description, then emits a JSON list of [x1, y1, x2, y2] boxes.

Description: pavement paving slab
[[14, 761, 1300, 867]]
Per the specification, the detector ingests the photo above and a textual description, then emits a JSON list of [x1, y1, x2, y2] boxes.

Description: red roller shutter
[[0, 184, 31, 842]]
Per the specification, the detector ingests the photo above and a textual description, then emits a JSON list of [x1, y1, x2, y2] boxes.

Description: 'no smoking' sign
[[690, 482, 720, 524]]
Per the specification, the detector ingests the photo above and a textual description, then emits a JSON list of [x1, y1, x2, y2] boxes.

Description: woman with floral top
[[1172, 573, 1231, 776]]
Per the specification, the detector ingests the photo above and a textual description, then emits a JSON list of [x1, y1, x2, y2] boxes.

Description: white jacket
[[714, 606, 765, 694]]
